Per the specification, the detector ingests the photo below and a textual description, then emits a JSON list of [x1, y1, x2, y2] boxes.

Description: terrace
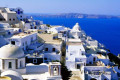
[[86, 61, 105, 66]]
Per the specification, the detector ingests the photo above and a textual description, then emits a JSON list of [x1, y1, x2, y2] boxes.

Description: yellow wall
[[0, 76, 11, 80]]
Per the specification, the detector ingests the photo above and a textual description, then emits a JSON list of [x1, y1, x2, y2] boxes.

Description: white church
[[0, 44, 62, 80]]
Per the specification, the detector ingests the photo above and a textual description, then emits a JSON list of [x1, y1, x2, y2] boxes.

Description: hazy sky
[[1, 0, 120, 15]]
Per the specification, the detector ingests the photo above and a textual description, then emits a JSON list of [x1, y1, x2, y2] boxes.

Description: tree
[[46, 24, 51, 27], [108, 53, 120, 66], [61, 62, 72, 80]]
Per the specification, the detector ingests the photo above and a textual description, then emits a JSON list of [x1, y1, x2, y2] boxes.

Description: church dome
[[1, 70, 23, 80], [0, 44, 24, 59], [72, 23, 81, 31]]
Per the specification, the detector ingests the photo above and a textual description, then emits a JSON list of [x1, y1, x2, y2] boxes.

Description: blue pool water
[[33, 17, 120, 55]]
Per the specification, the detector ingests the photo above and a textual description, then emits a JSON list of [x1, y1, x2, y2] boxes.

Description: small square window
[[45, 48, 48, 51], [33, 59, 37, 63], [11, 41, 15, 45]]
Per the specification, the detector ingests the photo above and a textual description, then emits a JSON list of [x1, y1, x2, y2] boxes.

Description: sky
[[1, 0, 120, 15]]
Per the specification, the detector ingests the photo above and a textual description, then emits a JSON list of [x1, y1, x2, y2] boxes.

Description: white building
[[10, 7, 26, 21], [8, 31, 37, 51], [0, 44, 26, 74], [0, 7, 19, 24], [23, 62, 62, 80], [24, 20, 41, 30], [47, 26, 66, 34], [66, 39, 86, 80], [84, 66, 112, 80], [86, 36, 98, 48], [38, 33, 63, 62], [44, 41, 62, 62], [39, 24, 49, 33], [0, 44, 62, 80]]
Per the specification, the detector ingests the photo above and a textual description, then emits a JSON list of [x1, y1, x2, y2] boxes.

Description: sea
[[33, 16, 120, 56]]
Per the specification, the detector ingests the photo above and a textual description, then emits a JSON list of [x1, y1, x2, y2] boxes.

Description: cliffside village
[[0, 7, 120, 80]]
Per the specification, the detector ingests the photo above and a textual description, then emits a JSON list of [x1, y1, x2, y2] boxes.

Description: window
[[44, 58, 47, 60], [25, 41, 27, 45], [11, 41, 15, 45], [20, 61, 22, 67], [89, 62, 92, 64], [34, 26, 37, 29], [20, 11, 23, 14], [77, 64, 80, 69], [33, 59, 37, 63], [93, 57, 96, 61], [18, 9, 20, 11], [13, 18, 15, 21], [9, 19, 11, 21], [82, 53, 84, 55], [45, 48, 48, 51], [23, 43, 24, 46], [8, 62, 12, 68], [19, 29, 22, 32], [31, 37, 33, 42], [52, 48, 55, 52], [8, 32, 11, 35]]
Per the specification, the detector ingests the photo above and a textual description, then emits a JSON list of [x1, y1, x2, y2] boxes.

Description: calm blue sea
[[33, 16, 120, 56]]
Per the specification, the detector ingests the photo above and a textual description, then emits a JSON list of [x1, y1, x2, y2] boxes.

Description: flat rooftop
[[66, 42, 82, 45], [11, 32, 37, 38], [37, 33, 62, 44], [68, 38, 82, 43], [45, 40, 62, 45]]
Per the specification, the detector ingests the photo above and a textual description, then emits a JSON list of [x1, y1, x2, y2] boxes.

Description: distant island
[[28, 13, 120, 19]]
